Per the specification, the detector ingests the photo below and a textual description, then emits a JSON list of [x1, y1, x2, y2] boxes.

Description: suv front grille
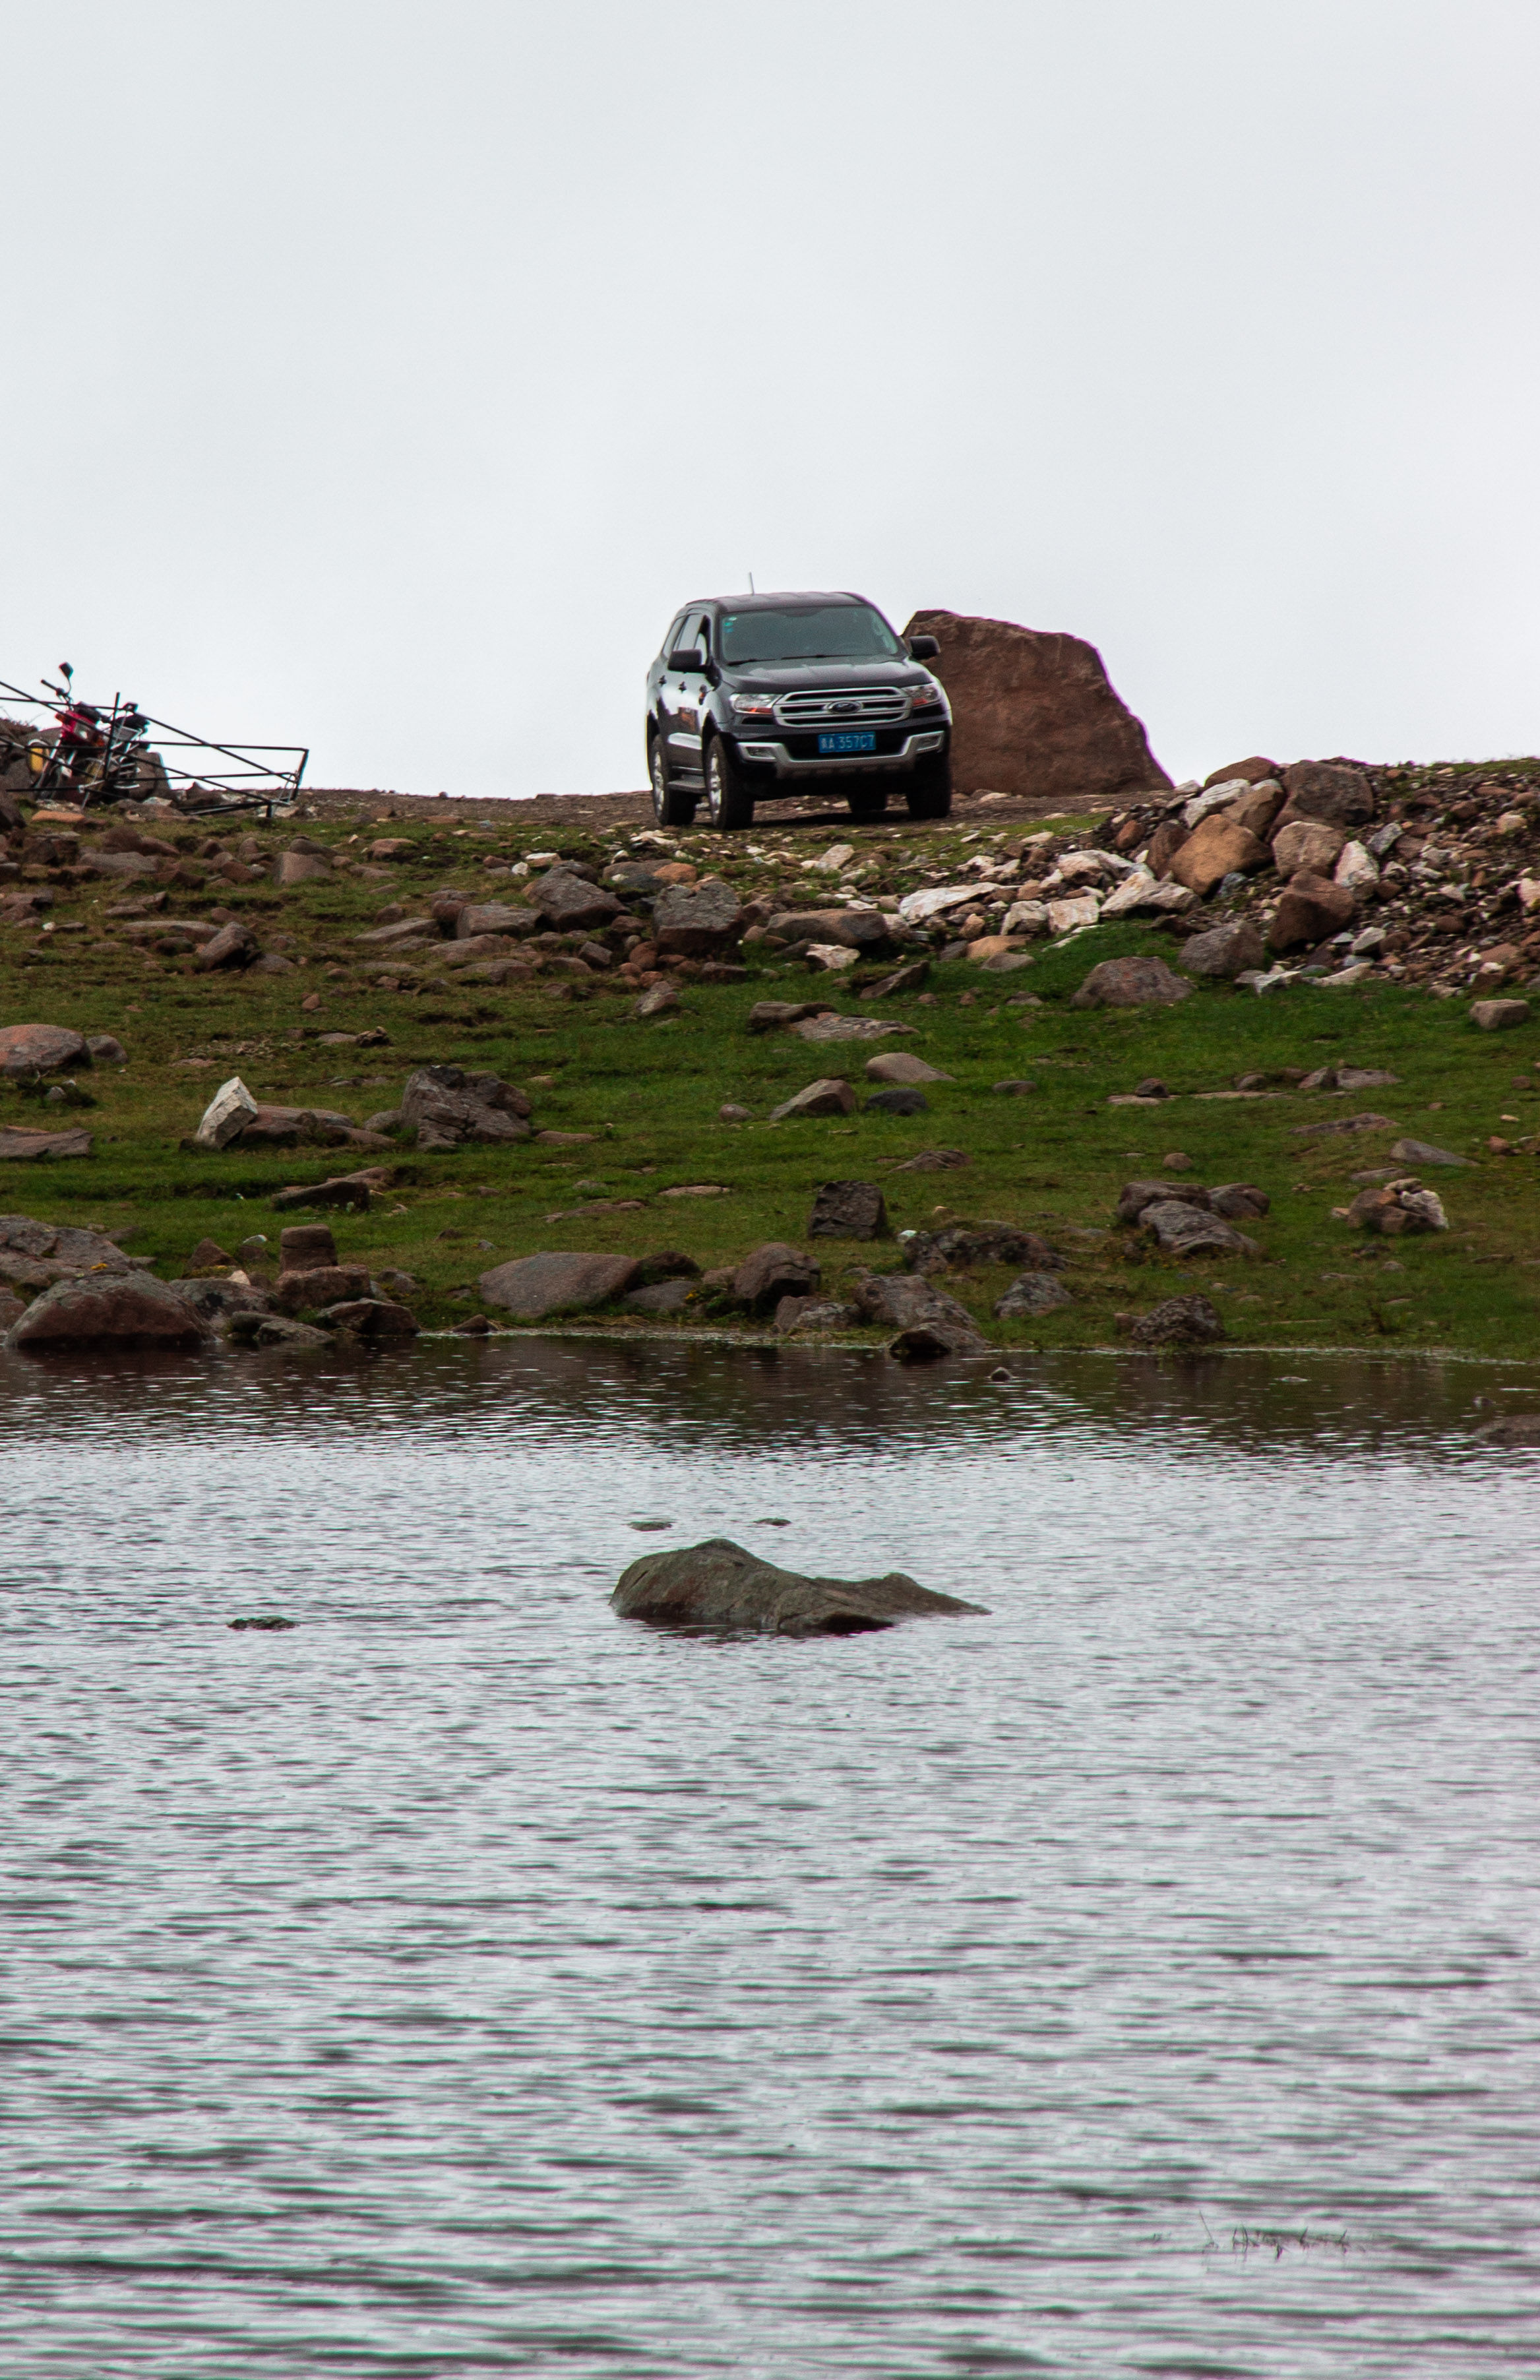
[[775, 687, 909, 725]]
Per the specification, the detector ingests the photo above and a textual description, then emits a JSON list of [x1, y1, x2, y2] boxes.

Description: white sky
[[3, 1, 1537, 799]]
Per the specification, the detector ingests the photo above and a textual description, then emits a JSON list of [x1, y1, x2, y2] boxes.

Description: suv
[[645, 590, 952, 830]]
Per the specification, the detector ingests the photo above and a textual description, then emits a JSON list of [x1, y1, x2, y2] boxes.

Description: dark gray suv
[[645, 590, 952, 830]]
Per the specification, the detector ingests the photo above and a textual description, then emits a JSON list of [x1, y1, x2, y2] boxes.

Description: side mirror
[[908, 634, 940, 660], [671, 646, 706, 672]]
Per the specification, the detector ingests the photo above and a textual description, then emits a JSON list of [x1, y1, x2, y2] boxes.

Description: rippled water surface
[[3, 1340, 1539, 2377]]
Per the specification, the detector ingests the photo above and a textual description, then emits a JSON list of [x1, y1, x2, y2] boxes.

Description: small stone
[[994, 1272, 1073, 1318], [280, 1223, 338, 1271], [888, 1146, 971, 1172], [1133, 1078, 1169, 1099], [719, 1102, 751, 1121], [1162, 1150, 1192, 1170], [864, 1051, 953, 1084], [1389, 1137, 1465, 1168], [184, 1237, 231, 1274], [991, 1079, 1037, 1095], [865, 1086, 928, 1115], [1071, 956, 1191, 1011]]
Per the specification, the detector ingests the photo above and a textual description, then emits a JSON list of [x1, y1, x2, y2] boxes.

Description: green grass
[[4, 810, 1539, 1355]]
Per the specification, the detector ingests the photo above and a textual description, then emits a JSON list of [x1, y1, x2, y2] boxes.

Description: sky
[[3, 0, 1537, 801]]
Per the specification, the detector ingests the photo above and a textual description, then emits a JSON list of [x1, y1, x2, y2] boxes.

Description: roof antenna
[[748, 571, 755, 593]]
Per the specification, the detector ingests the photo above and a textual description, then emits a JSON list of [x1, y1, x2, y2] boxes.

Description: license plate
[[818, 731, 875, 755]]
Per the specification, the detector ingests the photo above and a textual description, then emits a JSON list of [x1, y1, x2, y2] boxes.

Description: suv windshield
[[718, 604, 904, 665]]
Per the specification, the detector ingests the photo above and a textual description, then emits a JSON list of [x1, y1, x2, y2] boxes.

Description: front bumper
[[733, 729, 947, 780]]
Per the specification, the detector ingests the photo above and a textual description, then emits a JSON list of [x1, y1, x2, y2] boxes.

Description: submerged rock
[[611, 1536, 987, 1635]]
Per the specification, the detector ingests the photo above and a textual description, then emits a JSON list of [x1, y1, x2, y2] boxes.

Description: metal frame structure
[[0, 673, 308, 816]]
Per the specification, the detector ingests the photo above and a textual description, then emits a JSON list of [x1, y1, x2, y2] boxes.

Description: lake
[[3, 1338, 1537, 2376]]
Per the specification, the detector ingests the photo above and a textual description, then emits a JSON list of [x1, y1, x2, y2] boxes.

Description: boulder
[[194, 921, 259, 971], [86, 1035, 128, 1063], [623, 1278, 697, 1315], [0, 1127, 92, 1160], [770, 1077, 856, 1121], [864, 1051, 952, 1084], [1209, 1183, 1270, 1220], [1471, 998, 1531, 1030], [1180, 919, 1266, 978], [1047, 892, 1101, 934], [183, 1237, 232, 1274], [733, 1243, 820, 1309], [1204, 756, 1279, 788], [1071, 956, 1191, 1011], [313, 1298, 419, 1336], [888, 1146, 971, 1174], [1290, 1110, 1398, 1143], [1115, 1179, 1212, 1225], [401, 1065, 532, 1150], [355, 916, 438, 947], [809, 1181, 888, 1239], [1139, 1200, 1258, 1257], [904, 1222, 1062, 1275], [1276, 761, 1374, 834], [794, 1014, 914, 1046], [865, 1087, 928, 1115], [225, 1311, 330, 1350], [1168, 814, 1270, 897], [774, 1296, 861, 1334], [280, 1223, 338, 1270], [635, 984, 680, 1018], [1390, 1137, 1464, 1168], [652, 881, 743, 955], [0, 1023, 90, 1077], [193, 1076, 259, 1150], [611, 1536, 985, 1635], [994, 1272, 1073, 1319], [533, 873, 624, 933], [274, 850, 331, 885], [902, 608, 1170, 805], [274, 1264, 371, 1313], [0, 1215, 137, 1284], [270, 1174, 379, 1213], [1271, 817, 1345, 877], [1221, 781, 1285, 838], [454, 901, 539, 939], [765, 907, 892, 951], [8, 1271, 211, 1349], [478, 1251, 641, 1319], [859, 960, 932, 999], [1266, 871, 1357, 951], [246, 954, 299, 978], [1129, 1294, 1225, 1346], [169, 1276, 274, 1324], [1333, 840, 1379, 891], [849, 1268, 989, 1356], [1347, 1178, 1448, 1235]]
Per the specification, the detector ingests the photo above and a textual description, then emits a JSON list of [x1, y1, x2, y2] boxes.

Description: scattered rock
[[746, 1000, 834, 1032], [623, 1278, 697, 1315], [719, 1102, 751, 1121], [1180, 919, 1266, 979], [888, 1146, 971, 1172], [85, 1035, 127, 1064], [7, 1271, 212, 1349], [1140, 1201, 1258, 1257], [904, 1222, 1061, 1275], [193, 1075, 259, 1150], [793, 1014, 915, 1045], [1289, 1111, 1398, 1142], [1266, 870, 1357, 951], [849, 1267, 989, 1359], [184, 1237, 232, 1274], [652, 881, 744, 955], [274, 850, 332, 886], [270, 1174, 379, 1213], [1070, 955, 1192, 1010], [401, 1065, 532, 1150], [274, 1264, 371, 1313], [771, 1077, 856, 1121], [1275, 760, 1374, 834], [1169, 814, 1270, 896], [991, 1078, 1037, 1096], [634, 1250, 702, 1284], [774, 1296, 860, 1334], [1471, 998, 1530, 1030], [194, 920, 259, 972], [865, 1086, 928, 1115], [1209, 1183, 1270, 1219], [1390, 1137, 1465, 1168], [809, 1181, 888, 1239], [226, 1311, 330, 1350], [767, 906, 893, 952], [733, 1243, 820, 1309], [611, 1536, 985, 1635], [0, 1127, 93, 1160], [860, 960, 931, 999], [533, 871, 624, 934], [864, 1051, 952, 1084], [635, 984, 681, 1018], [1129, 1293, 1225, 1346], [1271, 817, 1346, 877], [280, 1223, 338, 1270], [313, 1298, 419, 1337], [1347, 1178, 1449, 1235], [478, 1251, 641, 1319], [0, 1023, 90, 1077], [994, 1272, 1073, 1318]]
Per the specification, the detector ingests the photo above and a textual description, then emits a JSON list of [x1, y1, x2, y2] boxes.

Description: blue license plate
[[818, 731, 875, 755]]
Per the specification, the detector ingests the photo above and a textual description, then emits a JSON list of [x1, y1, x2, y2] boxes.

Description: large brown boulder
[[733, 1243, 820, 1308], [1168, 815, 1270, 897], [611, 1537, 986, 1635], [1203, 757, 1279, 788], [1180, 920, 1266, 978], [1273, 761, 1374, 836], [1266, 871, 1357, 952], [532, 871, 623, 933], [652, 881, 744, 955], [1271, 818, 1345, 877], [8, 1272, 211, 1349], [0, 1024, 90, 1077], [1070, 956, 1191, 1010], [903, 609, 1170, 805]]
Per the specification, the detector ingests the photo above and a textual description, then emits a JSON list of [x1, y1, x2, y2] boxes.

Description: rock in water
[[8, 1272, 212, 1349], [611, 1536, 987, 1635], [901, 608, 1169, 805]]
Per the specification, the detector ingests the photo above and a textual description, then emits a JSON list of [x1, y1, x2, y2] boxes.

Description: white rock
[[1497, 812, 1528, 835], [897, 883, 981, 924], [805, 943, 859, 972], [811, 842, 855, 873], [195, 1076, 258, 1150], [1182, 778, 1250, 829], [1515, 877, 1540, 912], [1001, 900, 1050, 938], [1098, 867, 1158, 918], [1056, 849, 1112, 883], [1047, 892, 1101, 934], [1320, 961, 1376, 986], [1334, 840, 1379, 889]]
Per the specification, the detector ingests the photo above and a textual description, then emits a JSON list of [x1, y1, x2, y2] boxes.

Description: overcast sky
[[3, 1, 1537, 801]]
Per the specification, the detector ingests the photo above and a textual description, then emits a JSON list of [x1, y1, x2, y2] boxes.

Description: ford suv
[[645, 590, 952, 830]]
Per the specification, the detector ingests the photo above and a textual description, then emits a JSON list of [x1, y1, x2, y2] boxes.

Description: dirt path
[[299, 783, 1118, 838]]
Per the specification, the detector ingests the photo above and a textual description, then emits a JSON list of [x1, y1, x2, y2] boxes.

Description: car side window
[[661, 612, 687, 662], [673, 613, 706, 663]]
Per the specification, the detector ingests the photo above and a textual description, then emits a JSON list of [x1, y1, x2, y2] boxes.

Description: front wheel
[[650, 736, 696, 827], [906, 758, 952, 820], [705, 738, 755, 831]]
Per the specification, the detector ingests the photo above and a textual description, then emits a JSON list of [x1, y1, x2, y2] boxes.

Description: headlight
[[731, 692, 778, 718], [908, 679, 945, 710]]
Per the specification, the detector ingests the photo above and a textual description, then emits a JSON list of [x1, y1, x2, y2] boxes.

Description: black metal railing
[[0, 675, 308, 817]]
